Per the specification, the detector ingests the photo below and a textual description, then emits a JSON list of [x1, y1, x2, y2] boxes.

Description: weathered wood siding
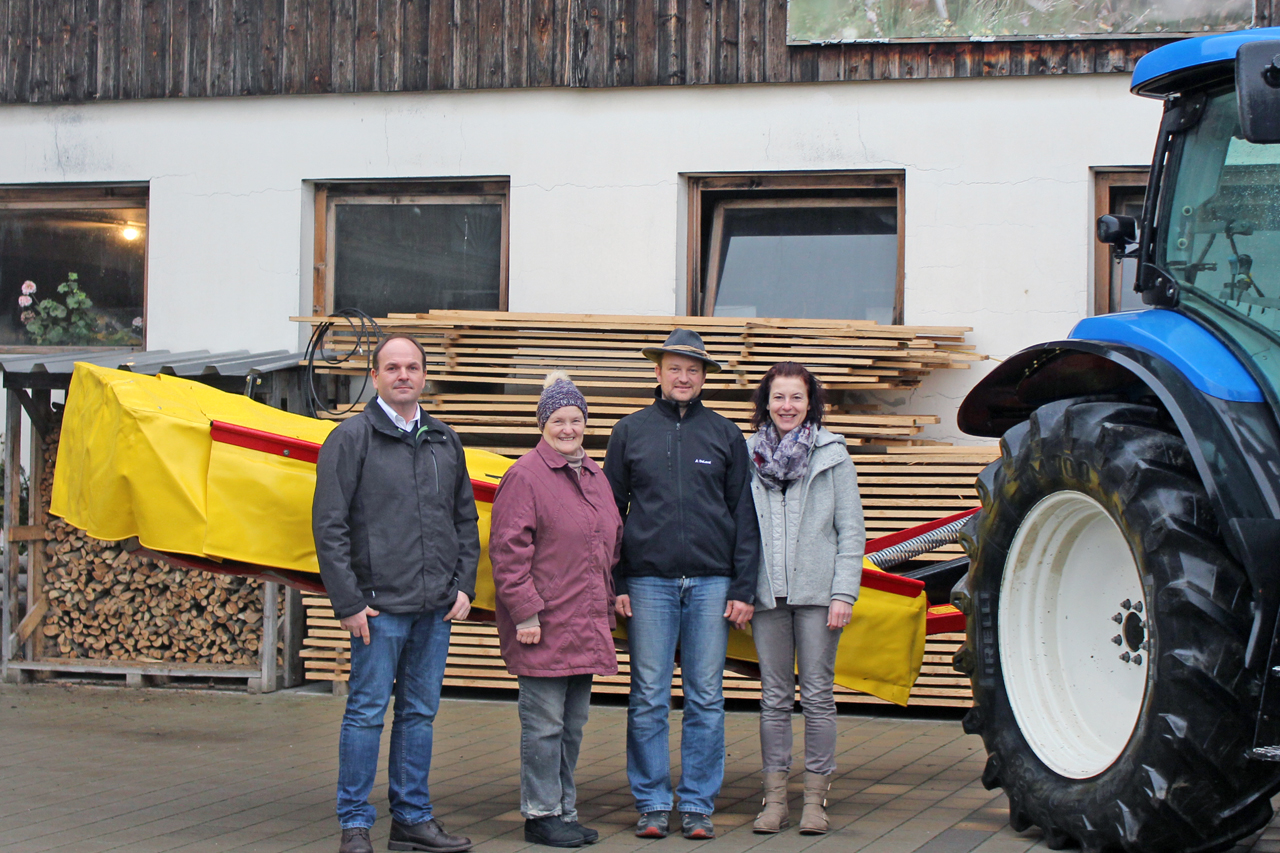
[[2, 0, 1272, 103]]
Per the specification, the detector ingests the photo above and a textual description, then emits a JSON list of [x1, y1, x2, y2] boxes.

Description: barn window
[[1093, 168, 1149, 316], [687, 173, 904, 323], [0, 184, 148, 350], [314, 180, 509, 318]]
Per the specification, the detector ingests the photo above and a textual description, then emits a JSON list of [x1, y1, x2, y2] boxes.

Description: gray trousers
[[751, 601, 842, 775], [517, 674, 593, 820]]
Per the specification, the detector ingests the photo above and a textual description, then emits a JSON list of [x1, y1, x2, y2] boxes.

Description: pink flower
[[20, 311, 34, 324], [21, 281, 36, 295], [132, 317, 144, 327], [18, 295, 32, 307]]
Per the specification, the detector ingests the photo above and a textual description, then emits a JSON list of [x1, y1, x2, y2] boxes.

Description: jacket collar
[[366, 401, 444, 444], [749, 425, 848, 484], [651, 386, 705, 421], [534, 437, 600, 475]]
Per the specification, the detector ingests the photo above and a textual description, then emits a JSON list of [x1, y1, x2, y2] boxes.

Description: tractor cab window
[[1161, 87, 1280, 402]]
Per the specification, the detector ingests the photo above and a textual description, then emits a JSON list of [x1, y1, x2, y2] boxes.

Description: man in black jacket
[[313, 335, 480, 853], [604, 329, 760, 841]]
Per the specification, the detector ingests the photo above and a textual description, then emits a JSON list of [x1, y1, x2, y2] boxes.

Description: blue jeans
[[625, 575, 730, 816], [337, 610, 452, 829]]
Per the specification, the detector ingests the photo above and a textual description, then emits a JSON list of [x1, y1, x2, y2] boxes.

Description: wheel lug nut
[[1112, 613, 1124, 624], [1121, 599, 1132, 610], [1140, 641, 1149, 651], [1111, 635, 1123, 645], [1133, 601, 1143, 613], [1133, 654, 1143, 665], [1120, 652, 1131, 662]]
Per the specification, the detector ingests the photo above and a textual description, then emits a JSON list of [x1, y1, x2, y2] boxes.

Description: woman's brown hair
[[750, 362, 826, 430]]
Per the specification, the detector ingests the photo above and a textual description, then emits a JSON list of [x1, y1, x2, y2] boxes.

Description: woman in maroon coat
[[490, 371, 624, 849]]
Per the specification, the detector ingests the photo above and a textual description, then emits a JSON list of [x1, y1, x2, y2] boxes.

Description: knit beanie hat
[[537, 371, 588, 428]]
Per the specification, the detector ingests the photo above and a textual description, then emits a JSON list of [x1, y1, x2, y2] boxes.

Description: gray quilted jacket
[[748, 427, 865, 610]]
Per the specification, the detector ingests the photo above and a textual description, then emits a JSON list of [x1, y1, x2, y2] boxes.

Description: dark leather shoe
[[339, 827, 373, 853], [524, 816, 586, 848], [388, 818, 473, 852], [563, 820, 599, 844]]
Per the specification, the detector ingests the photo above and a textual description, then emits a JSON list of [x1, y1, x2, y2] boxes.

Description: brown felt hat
[[641, 328, 722, 373]]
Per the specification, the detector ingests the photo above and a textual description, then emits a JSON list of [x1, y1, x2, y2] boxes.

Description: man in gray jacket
[[313, 335, 480, 853]]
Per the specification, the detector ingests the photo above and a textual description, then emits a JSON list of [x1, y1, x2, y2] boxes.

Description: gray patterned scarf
[[751, 422, 817, 491]]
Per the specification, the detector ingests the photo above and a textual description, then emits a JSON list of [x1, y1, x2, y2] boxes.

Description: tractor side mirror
[[1097, 214, 1138, 260], [1237, 40, 1280, 144]]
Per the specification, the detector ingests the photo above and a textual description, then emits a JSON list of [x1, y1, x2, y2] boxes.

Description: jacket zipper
[[676, 420, 687, 567]]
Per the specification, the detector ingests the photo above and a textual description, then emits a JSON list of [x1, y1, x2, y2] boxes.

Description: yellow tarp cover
[[52, 362, 925, 705]]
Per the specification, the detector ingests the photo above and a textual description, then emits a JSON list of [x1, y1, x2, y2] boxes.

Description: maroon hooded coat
[[489, 439, 623, 677]]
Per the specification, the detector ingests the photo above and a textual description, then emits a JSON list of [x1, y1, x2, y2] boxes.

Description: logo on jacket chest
[[694, 458, 713, 465]]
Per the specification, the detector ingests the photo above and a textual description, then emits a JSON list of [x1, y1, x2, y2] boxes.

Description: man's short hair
[[371, 335, 427, 371]]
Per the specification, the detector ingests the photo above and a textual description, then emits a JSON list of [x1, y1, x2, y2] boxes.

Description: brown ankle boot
[[798, 771, 831, 835], [752, 771, 790, 833]]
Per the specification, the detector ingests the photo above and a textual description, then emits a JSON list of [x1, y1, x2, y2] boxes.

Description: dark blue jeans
[[337, 610, 452, 829], [625, 575, 730, 816]]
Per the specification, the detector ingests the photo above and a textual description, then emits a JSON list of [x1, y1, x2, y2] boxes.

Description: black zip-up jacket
[[313, 402, 481, 620], [604, 390, 760, 603]]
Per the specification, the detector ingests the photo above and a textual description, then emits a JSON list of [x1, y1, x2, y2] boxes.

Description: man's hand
[[724, 600, 754, 630], [516, 626, 542, 644], [340, 606, 381, 645], [444, 591, 471, 622], [615, 594, 632, 618], [828, 600, 853, 630]]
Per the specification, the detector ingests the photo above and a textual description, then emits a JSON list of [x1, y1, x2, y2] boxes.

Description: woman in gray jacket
[[747, 362, 864, 836]]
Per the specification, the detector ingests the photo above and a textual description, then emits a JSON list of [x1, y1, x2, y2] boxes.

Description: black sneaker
[[562, 820, 599, 844], [635, 811, 670, 838], [680, 813, 715, 840], [525, 816, 587, 848]]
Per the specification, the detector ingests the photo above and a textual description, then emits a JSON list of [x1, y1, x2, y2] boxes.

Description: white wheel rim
[[998, 490, 1149, 779]]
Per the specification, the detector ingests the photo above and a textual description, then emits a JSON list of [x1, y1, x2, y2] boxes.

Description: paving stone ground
[[1, 682, 1279, 853]]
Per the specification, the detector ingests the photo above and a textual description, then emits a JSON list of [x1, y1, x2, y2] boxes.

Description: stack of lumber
[[303, 599, 971, 708], [302, 310, 984, 453], [34, 425, 277, 667]]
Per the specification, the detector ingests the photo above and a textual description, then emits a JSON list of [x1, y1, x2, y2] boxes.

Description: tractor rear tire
[[954, 398, 1280, 853]]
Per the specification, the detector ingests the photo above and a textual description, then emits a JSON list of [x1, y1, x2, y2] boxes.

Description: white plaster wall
[[0, 75, 1164, 440]]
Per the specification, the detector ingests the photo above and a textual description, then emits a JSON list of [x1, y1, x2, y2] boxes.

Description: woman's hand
[[828, 600, 853, 630], [517, 626, 542, 644]]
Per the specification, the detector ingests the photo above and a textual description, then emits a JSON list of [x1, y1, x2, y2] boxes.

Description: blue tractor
[[954, 28, 1280, 853]]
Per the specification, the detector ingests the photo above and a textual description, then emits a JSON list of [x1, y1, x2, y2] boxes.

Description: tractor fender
[[958, 310, 1280, 668]]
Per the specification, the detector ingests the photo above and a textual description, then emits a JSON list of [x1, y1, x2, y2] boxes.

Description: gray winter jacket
[[748, 427, 865, 610]]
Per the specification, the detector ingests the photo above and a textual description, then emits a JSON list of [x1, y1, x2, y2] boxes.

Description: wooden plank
[[608, 0, 633, 86], [281, 0, 305, 92], [331, 0, 354, 92], [657, 0, 682, 83], [305, 0, 332, 92], [8, 524, 45, 542], [402, 0, 430, 89], [526, 0, 554, 85], [378, 0, 402, 90], [476, 0, 504, 88], [572, 0, 607, 87], [166, 0, 188, 96], [684, 0, 711, 84], [761, 0, 782, 82], [185, 0, 211, 97], [27, 0, 49, 101], [209, 0, 235, 95], [16, 592, 47, 644], [352, 0, 377, 90], [504, 0, 527, 87], [141, 0, 167, 98], [713, 0, 735, 84], [8, 0, 37, 102], [47, 0, 74, 101], [737, 0, 761, 83], [454, 0, 479, 88], [259, 0, 283, 92]]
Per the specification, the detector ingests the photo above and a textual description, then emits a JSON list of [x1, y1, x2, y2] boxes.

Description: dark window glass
[[333, 202, 502, 317], [709, 204, 898, 323], [0, 207, 146, 347], [1109, 187, 1146, 313]]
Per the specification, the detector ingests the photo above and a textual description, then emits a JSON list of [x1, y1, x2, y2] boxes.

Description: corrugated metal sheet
[[0, 349, 303, 379]]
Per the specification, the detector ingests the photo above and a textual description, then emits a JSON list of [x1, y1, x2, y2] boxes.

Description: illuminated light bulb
[[122, 227, 141, 241]]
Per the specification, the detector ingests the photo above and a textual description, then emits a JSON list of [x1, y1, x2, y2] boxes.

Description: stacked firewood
[[36, 424, 275, 666]]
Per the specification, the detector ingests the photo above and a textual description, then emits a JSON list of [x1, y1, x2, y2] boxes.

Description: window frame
[[685, 171, 905, 323], [0, 183, 149, 353], [1092, 167, 1149, 317], [312, 180, 511, 317]]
